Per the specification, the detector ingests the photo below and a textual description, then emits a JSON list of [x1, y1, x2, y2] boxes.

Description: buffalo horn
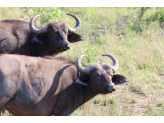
[[102, 54, 119, 72], [67, 13, 81, 33], [29, 15, 48, 34], [76, 55, 95, 74]]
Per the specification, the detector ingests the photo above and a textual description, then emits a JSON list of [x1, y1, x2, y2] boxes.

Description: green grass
[[1, 7, 164, 116]]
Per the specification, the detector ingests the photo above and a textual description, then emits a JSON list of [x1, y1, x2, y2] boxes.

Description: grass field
[[0, 7, 164, 116]]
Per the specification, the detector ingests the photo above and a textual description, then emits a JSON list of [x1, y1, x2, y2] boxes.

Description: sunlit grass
[[1, 7, 164, 116]]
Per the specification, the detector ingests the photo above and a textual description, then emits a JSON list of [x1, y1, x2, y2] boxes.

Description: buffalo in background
[[0, 13, 84, 57]]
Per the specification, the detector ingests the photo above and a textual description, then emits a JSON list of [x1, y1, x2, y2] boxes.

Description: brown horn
[[67, 13, 81, 33], [76, 55, 95, 74], [102, 54, 119, 72], [29, 15, 48, 34]]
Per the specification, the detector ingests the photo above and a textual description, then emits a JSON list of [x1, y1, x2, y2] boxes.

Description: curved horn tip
[[102, 54, 116, 59], [102, 54, 119, 72], [102, 54, 111, 56], [67, 13, 81, 33], [32, 15, 40, 19], [80, 55, 85, 57], [30, 14, 48, 34], [66, 13, 73, 16], [76, 55, 95, 74], [35, 14, 40, 17], [77, 55, 85, 60]]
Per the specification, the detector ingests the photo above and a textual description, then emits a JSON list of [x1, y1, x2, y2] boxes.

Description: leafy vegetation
[[25, 7, 63, 25]]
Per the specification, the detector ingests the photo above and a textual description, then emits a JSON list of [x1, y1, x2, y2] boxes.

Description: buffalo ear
[[112, 74, 128, 85], [79, 74, 90, 82], [74, 74, 89, 86], [68, 33, 85, 43], [32, 34, 45, 44], [31, 36, 45, 44]]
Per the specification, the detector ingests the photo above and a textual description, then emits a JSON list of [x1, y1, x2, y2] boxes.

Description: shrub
[[25, 7, 63, 25]]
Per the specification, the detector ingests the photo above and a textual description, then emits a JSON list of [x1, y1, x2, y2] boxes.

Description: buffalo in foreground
[[0, 13, 84, 57], [0, 54, 128, 116]]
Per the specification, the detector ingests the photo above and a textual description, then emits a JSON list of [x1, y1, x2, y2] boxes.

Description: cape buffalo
[[0, 54, 128, 116], [0, 13, 84, 57]]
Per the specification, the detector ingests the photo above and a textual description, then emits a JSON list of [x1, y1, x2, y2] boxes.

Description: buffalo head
[[29, 13, 84, 54], [75, 54, 128, 94]]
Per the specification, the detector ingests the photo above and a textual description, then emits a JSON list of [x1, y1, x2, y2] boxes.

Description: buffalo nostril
[[65, 42, 70, 46], [106, 83, 115, 92], [112, 84, 115, 91], [106, 85, 109, 88], [60, 42, 70, 47], [60, 43, 64, 46]]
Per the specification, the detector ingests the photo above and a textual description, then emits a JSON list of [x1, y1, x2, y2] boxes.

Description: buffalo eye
[[49, 31, 55, 34], [63, 31, 68, 37]]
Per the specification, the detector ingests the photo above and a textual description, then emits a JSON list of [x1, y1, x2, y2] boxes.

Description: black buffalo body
[[0, 13, 84, 57]]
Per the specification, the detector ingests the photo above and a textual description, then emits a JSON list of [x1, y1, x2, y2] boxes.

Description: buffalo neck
[[71, 74, 99, 107], [29, 33, 58, 57], [34, 42, 55, 57], [76, 83, 98, 105], [54, 76, 99, 116]]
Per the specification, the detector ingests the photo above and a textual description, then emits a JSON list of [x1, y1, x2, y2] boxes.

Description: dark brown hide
[[0, 54, 128, 116], [0, 14, 84, 57]]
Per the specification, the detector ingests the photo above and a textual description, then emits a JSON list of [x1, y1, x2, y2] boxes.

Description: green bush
[[25, 7, 63, 25]]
